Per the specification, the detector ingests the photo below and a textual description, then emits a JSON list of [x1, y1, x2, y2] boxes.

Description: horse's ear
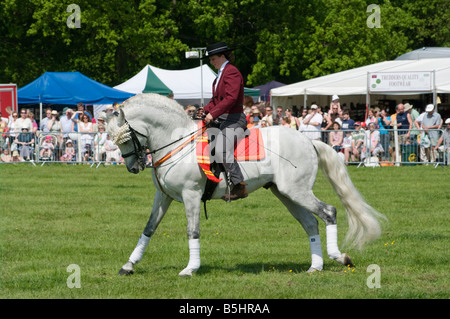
[[117, 108, 126, 127]]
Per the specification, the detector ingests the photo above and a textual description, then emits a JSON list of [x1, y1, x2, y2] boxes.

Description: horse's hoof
[[118, 261, 134, 275], [118, 268, 134, 275], [336, 253, 354, 267], [178, 268, 194, 277], [306, 267, 322, 273]]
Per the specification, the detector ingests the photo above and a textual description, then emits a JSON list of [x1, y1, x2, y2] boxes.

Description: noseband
[[115, 120, 148, 165]]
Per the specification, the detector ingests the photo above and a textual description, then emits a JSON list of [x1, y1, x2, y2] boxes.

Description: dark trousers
[[209, 113, 247, 186]]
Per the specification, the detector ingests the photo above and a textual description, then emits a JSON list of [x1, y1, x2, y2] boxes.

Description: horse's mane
[[122, 93, 192, 129], [106, 93, 195, 147]]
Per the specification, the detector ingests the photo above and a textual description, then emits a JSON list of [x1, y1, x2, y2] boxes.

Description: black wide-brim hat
[[205, 42, 234, 57]]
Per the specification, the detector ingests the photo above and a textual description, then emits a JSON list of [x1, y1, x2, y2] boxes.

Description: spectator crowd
[[0, 102, 125, 164], [185, 94, 449, 165], [1, 95, 449, 166]]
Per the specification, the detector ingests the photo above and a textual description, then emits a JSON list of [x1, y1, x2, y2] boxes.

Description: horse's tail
[[311, 140, 387, 249]]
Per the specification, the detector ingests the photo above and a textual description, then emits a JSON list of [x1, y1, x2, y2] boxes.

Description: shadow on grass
[[193, 262, 313, 275], [126, 261, 351, 277]]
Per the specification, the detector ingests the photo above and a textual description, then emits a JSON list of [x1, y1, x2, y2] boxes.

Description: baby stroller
[[82, 143, 94, 162], [39, 135, 57, 162]]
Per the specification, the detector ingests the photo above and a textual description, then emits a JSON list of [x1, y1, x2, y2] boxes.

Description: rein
[[152, 125, 208, 167], [120, 119, 208, 168]]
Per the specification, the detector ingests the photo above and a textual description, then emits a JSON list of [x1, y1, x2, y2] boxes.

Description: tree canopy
[[1, 0, 448, 88]]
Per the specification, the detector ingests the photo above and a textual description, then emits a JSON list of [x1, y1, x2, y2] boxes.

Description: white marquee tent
[[114, 64, 260, 107], [270, 56, 450, 113]]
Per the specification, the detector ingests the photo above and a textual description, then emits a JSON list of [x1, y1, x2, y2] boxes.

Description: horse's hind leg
[[271, 186, 324, 272], [119, 190, 173, 275], [297, 192, 354, 267], [276, 187, 353, 269]]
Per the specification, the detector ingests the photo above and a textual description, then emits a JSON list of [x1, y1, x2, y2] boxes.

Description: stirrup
[[226, 172, 232, 202]]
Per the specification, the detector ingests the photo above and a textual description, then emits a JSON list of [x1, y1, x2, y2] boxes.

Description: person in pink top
[[329, 122, 343, 152], [361, 122, 384, 160]]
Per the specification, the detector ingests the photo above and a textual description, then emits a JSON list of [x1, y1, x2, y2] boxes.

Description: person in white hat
[[422, 104, 441, 141], [302, 104, 323, 141], [324, 94, 342, 131], [324, 95, 342, 132], [47, 110, 62, 146], [416, 104, 441, 163], [60, 139, 75, 162], [60, 108, 74, 142]]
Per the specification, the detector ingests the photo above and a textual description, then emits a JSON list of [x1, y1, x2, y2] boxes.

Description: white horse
[[105, 93, 385, 276]]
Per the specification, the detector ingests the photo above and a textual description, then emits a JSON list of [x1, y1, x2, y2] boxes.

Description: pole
[[366, 72, 370, 122], [200, 50, 204, 107], [394, 120, 400, 166], [303, 90, 307, 109], [432, 70, 437, 111]]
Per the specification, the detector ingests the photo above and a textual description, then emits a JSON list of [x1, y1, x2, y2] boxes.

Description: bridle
[[120, 120, 148, 163]]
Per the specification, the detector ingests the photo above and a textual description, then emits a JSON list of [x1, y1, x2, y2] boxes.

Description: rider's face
[[209, 54, 227, 70]]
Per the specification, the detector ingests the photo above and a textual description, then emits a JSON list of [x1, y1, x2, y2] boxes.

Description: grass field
[[1, 163, 448, 300]]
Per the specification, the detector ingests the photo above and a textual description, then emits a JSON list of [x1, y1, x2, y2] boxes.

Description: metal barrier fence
[[299, 127, 449, 167], [0, 131, 128, 166], [0, 128, 448, 167]]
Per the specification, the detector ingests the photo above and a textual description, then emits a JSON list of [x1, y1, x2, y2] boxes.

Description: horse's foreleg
[[178, 189, 202, 277], [118, 190, 172, 275]]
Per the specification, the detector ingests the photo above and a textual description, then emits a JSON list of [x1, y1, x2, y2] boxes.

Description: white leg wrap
[[309, 235, 323, 271], [129, 234, 151, 265], [326, 224, 342, 260], [179, 239, 201, 276], [186, 238, 201, 270]]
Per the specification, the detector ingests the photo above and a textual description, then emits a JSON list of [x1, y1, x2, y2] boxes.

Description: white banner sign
[[369, 71, 432, 92]]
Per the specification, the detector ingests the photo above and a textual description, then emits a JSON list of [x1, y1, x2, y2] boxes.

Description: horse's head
[[106, 108, 148, 174]]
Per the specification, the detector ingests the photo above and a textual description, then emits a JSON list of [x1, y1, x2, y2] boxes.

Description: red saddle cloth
[[234, 127, 266, 162], [196, 121, 265, 182]]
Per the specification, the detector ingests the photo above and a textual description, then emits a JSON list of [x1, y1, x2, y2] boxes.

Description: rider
[[203, 42, 248, 201]]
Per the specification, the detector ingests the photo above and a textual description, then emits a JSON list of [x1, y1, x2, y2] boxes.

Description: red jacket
[[204, 63, 244, 119]]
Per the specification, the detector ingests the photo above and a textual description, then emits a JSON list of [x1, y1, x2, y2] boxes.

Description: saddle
[[195, 121, 265, 205]]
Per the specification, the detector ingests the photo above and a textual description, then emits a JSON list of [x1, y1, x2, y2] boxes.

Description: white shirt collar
[[218, 60, 229, 75], [215, 60, 229, 90]]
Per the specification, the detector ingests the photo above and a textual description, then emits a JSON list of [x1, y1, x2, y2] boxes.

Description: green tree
[[399, 0, 450, 47], [0, 0, 188, 86], [301, 0, 414, 79], [1, 0, 448, 89]]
